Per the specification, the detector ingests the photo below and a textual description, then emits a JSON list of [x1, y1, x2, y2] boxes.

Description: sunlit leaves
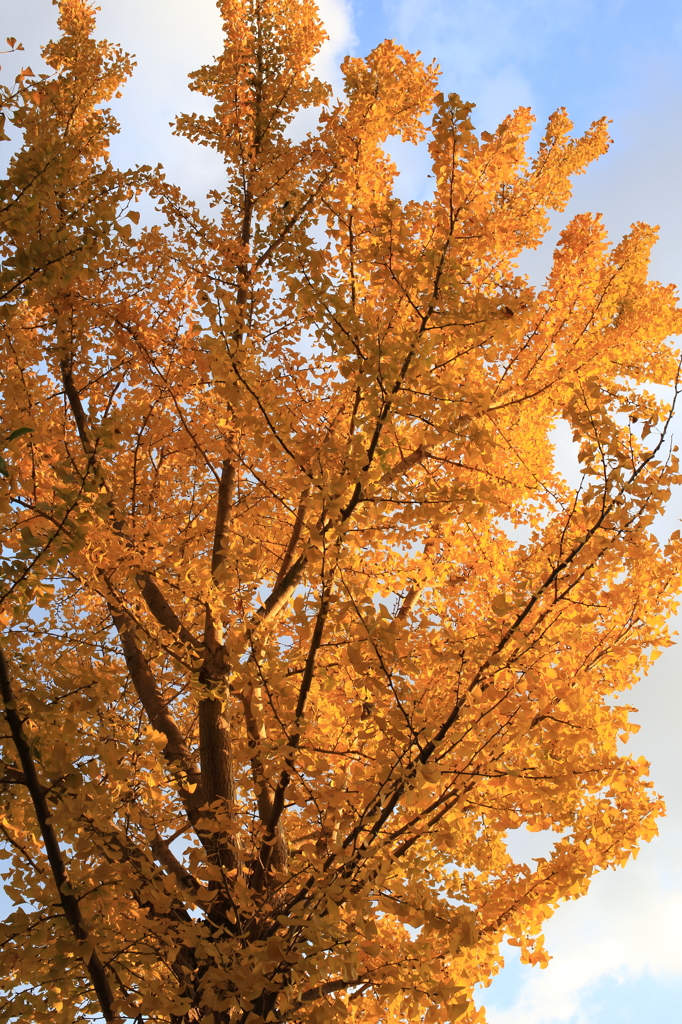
[[0, 1, 679, 1023]]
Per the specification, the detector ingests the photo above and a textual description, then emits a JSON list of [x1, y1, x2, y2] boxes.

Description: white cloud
[[286, 0, 355, 141], [0, 0, 356, 200], [485, 830, 682, 1024], [314, 0, 356, 93], [96, 0, 355, 193], [94, 0, 225, 198], [483, 624, 682, 1024]]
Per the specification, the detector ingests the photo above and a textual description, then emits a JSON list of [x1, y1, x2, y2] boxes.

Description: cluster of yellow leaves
[[0, 1, 680, 1022]]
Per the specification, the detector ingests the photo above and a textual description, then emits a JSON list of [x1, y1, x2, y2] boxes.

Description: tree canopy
[[0, 1, 680, 1021]]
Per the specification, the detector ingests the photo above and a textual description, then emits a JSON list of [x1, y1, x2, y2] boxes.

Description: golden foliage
[[0, 2, 680, 1022]]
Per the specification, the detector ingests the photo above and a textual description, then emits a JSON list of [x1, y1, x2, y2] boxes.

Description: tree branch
[[0, 642, 119, 1022], [239, 682, 288, 872], [252, 581, 330, 886], [252, 551, 308, 629], [197, 459, 238, 868], [150, 831, 208, 903], [275, 489, 308, 587], [136, 572, 201, 652], [378, 445, 429, 487], [0, 764, 37, 789], [210, 459, 235, 578], [108, 604, 200, 789]]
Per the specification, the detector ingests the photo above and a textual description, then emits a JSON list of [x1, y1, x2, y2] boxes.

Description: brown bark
[[197, 459, 239, 870], [109, 605, 200, 786]]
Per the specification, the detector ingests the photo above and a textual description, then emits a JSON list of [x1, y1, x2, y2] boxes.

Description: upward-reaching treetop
[[0, 1, 680, 1021]]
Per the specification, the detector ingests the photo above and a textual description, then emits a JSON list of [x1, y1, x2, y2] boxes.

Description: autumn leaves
[[0, 2, 680, 1022]]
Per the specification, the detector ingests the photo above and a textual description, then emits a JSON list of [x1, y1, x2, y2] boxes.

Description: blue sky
[[1, 2, 681, 1022]]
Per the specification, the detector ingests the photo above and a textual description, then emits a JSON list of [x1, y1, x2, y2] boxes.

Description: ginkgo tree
[[0, 1, 680, 1022]]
